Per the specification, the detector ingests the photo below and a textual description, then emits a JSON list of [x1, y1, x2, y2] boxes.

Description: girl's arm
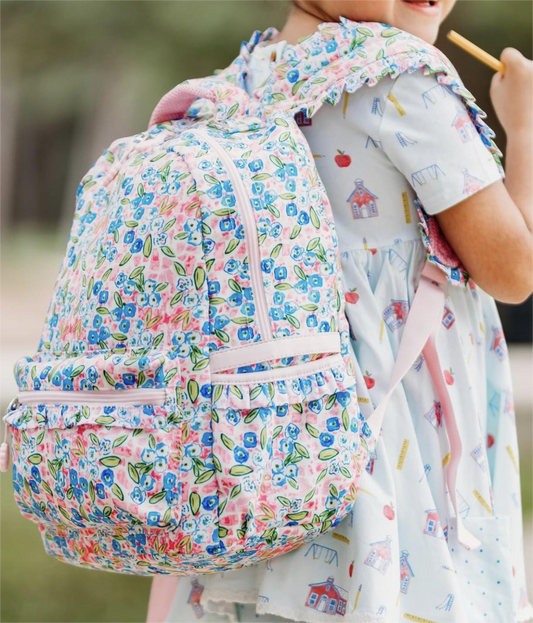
[[436, 48, 533, 304]]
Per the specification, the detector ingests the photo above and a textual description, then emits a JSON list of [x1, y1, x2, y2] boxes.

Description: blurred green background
[[1, 2, 532, 622]]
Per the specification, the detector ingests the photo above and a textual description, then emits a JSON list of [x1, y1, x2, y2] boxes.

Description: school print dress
[[164, 26, 533, 623]]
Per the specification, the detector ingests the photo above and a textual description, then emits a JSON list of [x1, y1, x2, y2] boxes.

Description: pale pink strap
[[366, 260, 481, 550], [146, 577, 179, 623], [149, 83, 217, 127], [365, 262, 445, 436]]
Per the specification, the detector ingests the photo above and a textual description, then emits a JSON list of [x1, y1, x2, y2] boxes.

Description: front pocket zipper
[[11, 388, 167, 409], [194, 128, 274, 342]]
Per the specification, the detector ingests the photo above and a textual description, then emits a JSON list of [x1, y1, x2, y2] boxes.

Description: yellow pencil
[[447, 30, 506, 75]]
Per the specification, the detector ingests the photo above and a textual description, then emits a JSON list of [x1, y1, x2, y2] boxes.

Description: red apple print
[[335, 150, 352, 168], [370, 248, 377, 255], [364, 371, 375, 389], [487, 434, 495, 448], [383, 504, 395, 520], [345, 289, 359, 304], [349, 560, 354, 578], [444, 368, 454, 385]]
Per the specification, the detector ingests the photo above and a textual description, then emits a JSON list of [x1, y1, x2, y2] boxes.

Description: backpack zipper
[[193, 128, 274, 341], [12, 388, 167, 407]]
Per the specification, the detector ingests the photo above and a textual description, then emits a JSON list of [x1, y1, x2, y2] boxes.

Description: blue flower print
[[234, 446, 249, 464], [327, 417, 341, 432], [147, 511, 160, 526], [202, 495, 219, 511], [131, 486, 146, 504], [243, 432, 257, 448], [101, 469, 114, 487], [248, 159, 263, 173], [319, 432, 334, 448], [163, 473, 177, 490], [286, 423, 300, 439]]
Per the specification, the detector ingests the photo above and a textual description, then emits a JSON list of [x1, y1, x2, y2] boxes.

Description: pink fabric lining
[[149, 84, 216, 126]]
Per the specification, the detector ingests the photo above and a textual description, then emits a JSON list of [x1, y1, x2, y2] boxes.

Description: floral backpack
[[2, 19, 502, 583]]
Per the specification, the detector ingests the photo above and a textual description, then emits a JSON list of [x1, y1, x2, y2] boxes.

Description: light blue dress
[[165, 31, 533, 623]]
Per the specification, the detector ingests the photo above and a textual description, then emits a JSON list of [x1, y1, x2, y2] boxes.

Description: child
[[157, 1, 533, 622]]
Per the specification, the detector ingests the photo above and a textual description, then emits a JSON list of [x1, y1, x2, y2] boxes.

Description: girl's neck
[[270, 5, 331, 46]]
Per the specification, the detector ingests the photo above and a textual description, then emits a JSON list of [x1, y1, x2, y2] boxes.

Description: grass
[[0, 475, 152, 623]]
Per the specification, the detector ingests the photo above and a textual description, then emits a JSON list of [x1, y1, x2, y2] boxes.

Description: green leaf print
[[173, 261, 187, 276], [291, 79, 307, 95], [319, 449, 339, 461], [160, 246, 176, 258], [143, 235, 153, 258], [112, 435, 129, 449], [99, 456, 122, 467], [204, 174, 220, 186], [96, 415, 115, 426], [225, 238, 240, 254], [221, 434, 235, 451], [119, 252, 132, 267], [305, 423, 319, 438], [189, 492, 201, 515], [149, 491, 167, 505], [277, 496, 291, 507], [290, 225, 301, 240], [294, 443, 310, 459], [227, 103, 239, 119], [230, 485, 241, 499], [112, 484, 124, 501], [187, 379, 199, 403], [286, 511, 309, 521], [128, 463, 140, 484], [70, 365, 85, 378], [195, 470, 216, 484], [28, 453, 42, 465], [194, 266, 206, 290], [229, 465, 253, 477], [310, 207, 320, 229]]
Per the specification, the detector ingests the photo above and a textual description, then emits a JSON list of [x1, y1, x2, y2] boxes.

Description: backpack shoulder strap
[[148, 77, 250, 128]]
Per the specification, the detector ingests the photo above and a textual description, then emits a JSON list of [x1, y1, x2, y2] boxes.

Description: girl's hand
[[490, 48, 533, 136]]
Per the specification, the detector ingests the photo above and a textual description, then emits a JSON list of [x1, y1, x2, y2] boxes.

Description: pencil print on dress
[[399, 550, 415, 594], [451, 107, 477, 142], [305, 576, 348, 616], [411, 164, 446, 187], [364, 535, 393, 575], [346, 179, 379, 219], [462, 167, 485, 195], [423, 509, 448, 540]]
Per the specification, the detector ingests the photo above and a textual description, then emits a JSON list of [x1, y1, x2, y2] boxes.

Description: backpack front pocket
[[210, 353, 371, 546], [5, 352, 182, 533]]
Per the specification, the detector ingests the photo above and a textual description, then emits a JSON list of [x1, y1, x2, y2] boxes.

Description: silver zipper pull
[[5, 397, 19, 415], [1, 398, 18, 473], [0, 422, 10, 473]]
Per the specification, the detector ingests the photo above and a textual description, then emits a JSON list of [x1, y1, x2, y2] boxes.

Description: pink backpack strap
[[146, 576, 180, 623], [148, 78, 250, 127], [366, 260, 482, 551]]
